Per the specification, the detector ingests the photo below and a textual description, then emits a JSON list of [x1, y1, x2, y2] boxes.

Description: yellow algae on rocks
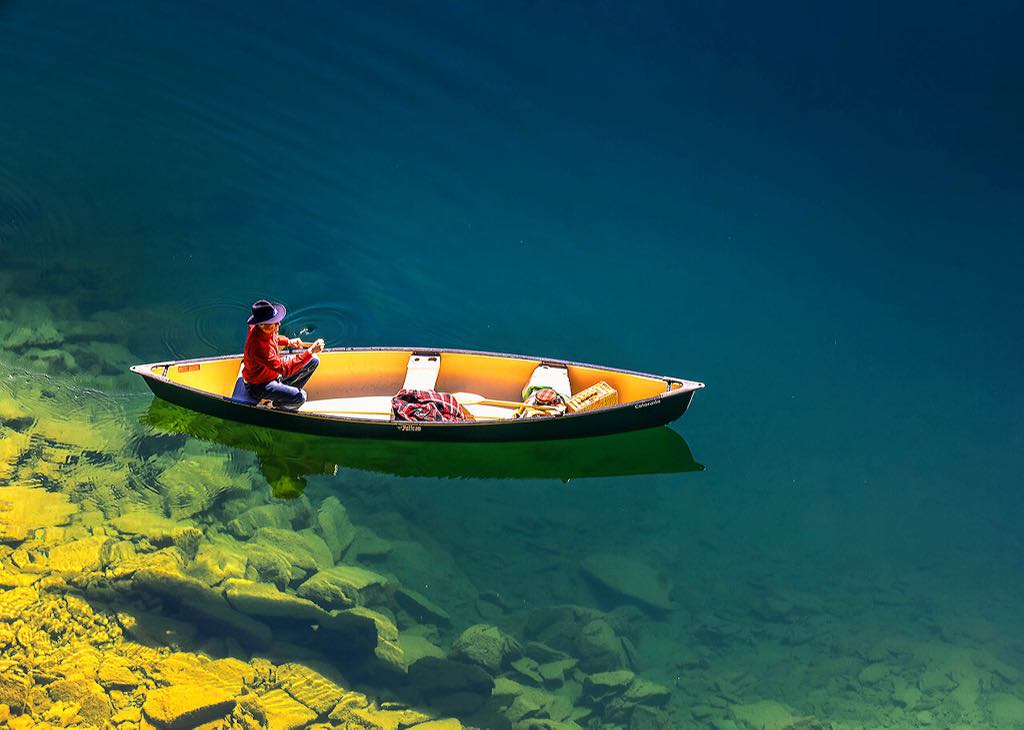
[[151, 653, 244, 696], [45, 676, 111, 727], [342, 703, 434, 730], [160, 451, 249, 520], [97, 655, 142, 690], [0, 586, 39, 620], [109, 510, 197, 546], [187, 536, 248, 586], [407, 720, 464, 730], [46, 535, 111, 574], [0, 391, 30, 423], [142, 684, 236, 729], [223, 578, 329, 621], [295, 564, 392, 610], [275, 662, 346, 715], [0, 486, 78, 543], [31, 410, 128, 453], [256, 687, 318, 729], [0, 429, 32, 480]]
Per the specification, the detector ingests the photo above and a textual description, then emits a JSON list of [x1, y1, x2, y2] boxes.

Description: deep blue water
[[2, 1, 1023, 725]]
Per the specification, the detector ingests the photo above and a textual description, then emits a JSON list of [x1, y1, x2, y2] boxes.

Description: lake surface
[[1, 2, 1022, 728]]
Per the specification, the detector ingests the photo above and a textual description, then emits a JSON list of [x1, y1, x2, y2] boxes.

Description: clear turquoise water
[[2, 1, 1023, 727]]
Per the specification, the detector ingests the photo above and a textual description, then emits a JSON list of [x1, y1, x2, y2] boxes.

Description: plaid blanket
[[391, 389, 467, 422]]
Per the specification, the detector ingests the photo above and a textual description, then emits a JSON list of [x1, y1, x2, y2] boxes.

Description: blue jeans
[[246, 356, 319, 411]]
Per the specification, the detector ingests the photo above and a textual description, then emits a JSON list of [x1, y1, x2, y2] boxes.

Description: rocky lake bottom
[[1, 262, 1023, 730]]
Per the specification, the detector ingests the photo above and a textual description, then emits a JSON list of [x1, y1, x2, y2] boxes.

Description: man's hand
[[308, 339, 325, 355], [287, 337, 302, 348]]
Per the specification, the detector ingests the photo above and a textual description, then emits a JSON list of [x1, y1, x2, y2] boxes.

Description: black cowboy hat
[[248, 299, 287, 325]]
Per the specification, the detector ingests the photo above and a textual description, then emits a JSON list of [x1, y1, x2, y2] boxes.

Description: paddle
[[452, 392, 560, 411]]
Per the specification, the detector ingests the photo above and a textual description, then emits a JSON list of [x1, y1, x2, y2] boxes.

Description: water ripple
[[160, 298, 251, 359]]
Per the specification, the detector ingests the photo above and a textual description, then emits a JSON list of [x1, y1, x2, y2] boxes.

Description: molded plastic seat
[[402, 354, 441, 390], [525, 363, 572, 400]]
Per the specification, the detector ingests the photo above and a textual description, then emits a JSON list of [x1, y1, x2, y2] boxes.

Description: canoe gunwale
[[129, 346, 703, 441]]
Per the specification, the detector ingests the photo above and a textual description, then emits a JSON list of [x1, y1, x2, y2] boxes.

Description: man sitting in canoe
[[243, 299, 324, 411]]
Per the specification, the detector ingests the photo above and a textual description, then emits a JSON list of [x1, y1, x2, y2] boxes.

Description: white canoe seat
[[524, 363, 572, 400], [403, 353, 441, 391]]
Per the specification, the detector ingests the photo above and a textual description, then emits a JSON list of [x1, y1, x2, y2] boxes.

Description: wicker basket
[[567, 381, 618, 413]]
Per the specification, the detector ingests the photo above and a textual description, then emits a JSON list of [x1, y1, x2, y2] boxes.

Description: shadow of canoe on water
[[139, 399, 704, 496]]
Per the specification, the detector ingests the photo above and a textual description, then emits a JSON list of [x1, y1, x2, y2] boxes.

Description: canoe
[[129, 346, 704, 442], [141, 398, 704, 485]]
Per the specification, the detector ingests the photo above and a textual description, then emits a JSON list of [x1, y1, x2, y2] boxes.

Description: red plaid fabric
[[391, 389, 467, 422]]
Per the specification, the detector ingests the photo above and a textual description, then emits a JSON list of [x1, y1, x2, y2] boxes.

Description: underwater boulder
[[188, 537, 248, 586], [254, 688, 319, 728], [250, 526, 331, 573], [407, 656, 495, 714], [450, 623, 523, 674], [395, 585, 452, 627], [315, 496, 356, 561], [729, 699, 802, 730], [46, 676, 111, 727], [398, 632, 446, 664], [344, 525, 394, 561], [161, 451, 249, 520], [46, 535, 110, 574], [223, 578, 329, 621], [275, 661, 348, 715], [295, 564, 392, 611], [0, 486, 78, 544], [579, 554, 675, 612], [227, 504, 294, 539], [142, 683, 237, 730]]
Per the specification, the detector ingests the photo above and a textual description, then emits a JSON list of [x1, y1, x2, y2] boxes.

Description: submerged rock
[[579, 554, 676, 612], [223, 578, 328, 621], [990, 693, 1024, 727], [45, 677, 110, 727], [0, 487, 78, 543], [160, 451, 248, 519], [407, 657, 495, 712], [47, 535, 110, 574], [276, 661, 347, 715], [346, 526, 394, 560], [251, 526, 331, 573], [729, 699, 801, 730], [576, 619, 632, 673], [256, 687, 318, 729], [296, 564, 391, 610], [346, 606, 406, 673], [398, 633, 446, 664], [110, 510, 195, 547], [227, 504, 294, 539], [315, 497, 356, 562], [116, 609, 199, 649], [188, 537, 248, 586], [142, 684, 236, 729], [451, 624, 522, 674], [395, 586, 452, 627]]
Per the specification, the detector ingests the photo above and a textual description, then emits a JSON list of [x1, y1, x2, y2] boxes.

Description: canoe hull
[[132, 347, 702, 443], [138, 373, 696, 442]]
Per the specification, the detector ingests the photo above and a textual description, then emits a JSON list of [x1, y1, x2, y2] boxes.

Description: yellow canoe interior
[[142, 349, 693, 421]]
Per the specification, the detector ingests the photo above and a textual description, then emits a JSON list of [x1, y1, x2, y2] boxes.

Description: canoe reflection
[[141, 400, 703, 495]]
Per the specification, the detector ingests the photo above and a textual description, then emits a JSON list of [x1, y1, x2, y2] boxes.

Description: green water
[[2, 1, 1023, 728]]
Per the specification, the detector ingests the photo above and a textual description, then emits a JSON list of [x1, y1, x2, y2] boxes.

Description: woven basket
[[567, 381, 618, 413]]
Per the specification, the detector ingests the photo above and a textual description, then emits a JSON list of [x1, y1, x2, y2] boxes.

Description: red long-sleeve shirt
[[242, 326, 312, 385]]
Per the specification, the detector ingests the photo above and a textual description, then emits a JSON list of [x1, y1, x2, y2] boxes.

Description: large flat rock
[[579, 553, 676, 611]]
